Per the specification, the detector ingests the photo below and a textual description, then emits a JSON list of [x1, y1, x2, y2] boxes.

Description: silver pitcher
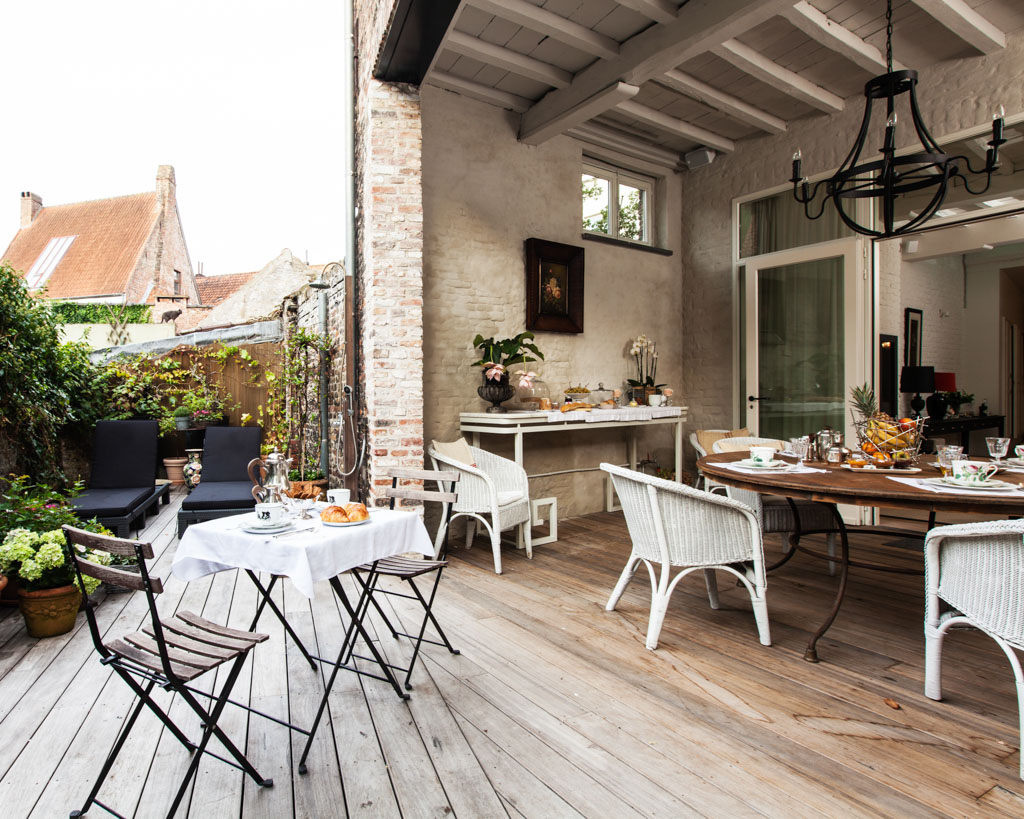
[[248, 451, 292, 503], [812, 428, 839, 461]]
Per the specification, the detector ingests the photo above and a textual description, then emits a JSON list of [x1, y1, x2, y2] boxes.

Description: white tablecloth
[[887, 476, 1024, 498], [172, 508, 434, 598]]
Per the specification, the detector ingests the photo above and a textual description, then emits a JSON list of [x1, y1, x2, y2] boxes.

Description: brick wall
[[354, 0, 425, 506]]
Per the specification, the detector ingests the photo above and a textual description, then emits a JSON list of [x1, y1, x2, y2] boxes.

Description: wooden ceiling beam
[[521, 82, 640, 145], [783, 1, 901, 75], [464, 0, 619, 60], [568, 122, 685, 170], [445, 30, 573, 89], [713, 39, 844, 113], [659, 69, 786, 134], [615, 100, 736, 153], [614, 0, 679, 25], [910, 0, 1005, 54], [519, 0, 792, 144], [428, 72, 532, 112]]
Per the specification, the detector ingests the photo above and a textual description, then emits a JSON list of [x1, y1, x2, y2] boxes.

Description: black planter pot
[[926, 392, 948, 419], [478, 376, 515, 413]]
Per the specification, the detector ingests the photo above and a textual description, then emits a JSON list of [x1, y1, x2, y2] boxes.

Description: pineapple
[[850, 383, 878, 420]]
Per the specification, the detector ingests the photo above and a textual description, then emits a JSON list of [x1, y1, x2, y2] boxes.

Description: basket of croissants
[[320, 502, 370, 523]]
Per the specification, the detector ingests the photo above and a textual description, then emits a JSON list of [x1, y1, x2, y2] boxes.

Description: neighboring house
[[2, 165, 199, 323], [195, 271, 256, 307]]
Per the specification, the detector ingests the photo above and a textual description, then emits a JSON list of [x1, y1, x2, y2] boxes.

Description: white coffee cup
[[950, 460, 998, 484], [750, 446, 776, 465], [326, 488, 351, 505], [648, 394, 665, 407], [254, 502, 286, 525], [1015, 444, 1024, 460]]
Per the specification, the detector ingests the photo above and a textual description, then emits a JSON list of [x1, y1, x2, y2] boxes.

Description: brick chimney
[[20, 192, 42, 227], [156, 165, 175, 211]]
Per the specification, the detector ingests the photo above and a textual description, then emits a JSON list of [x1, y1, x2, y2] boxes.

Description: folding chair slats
[[386, 487, 458, 505], [106, 638, 208, 682], [140, 624, 239, 660], [387, 467, 460, 483], [159, 616, 258, 651], [74, 557, 156, 592], [357, 557, 448, 578], [122, 632, 224, 671], [176, 611, 269, 643]]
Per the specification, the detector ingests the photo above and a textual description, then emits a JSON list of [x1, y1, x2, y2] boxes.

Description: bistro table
[[173, 505, 435, 772], [699, 452, 1024, 662]]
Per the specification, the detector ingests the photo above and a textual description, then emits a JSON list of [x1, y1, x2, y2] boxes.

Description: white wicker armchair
[[924, 520, 1024, 780], [601, 463, 770, 651], [428, 445, 532, 575], [712, 436, 838, 571]]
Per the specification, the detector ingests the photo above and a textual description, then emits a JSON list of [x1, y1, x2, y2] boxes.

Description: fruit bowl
[[853, 414, 925, 464]]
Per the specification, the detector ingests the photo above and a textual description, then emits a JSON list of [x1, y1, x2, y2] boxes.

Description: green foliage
[[0, 263, 110, 483], [0, 527, 109, 593], [281, 328, 332, 478], [49, 302, 151, 324], [0, 474, 107, 542], [582, 175, 609, 234], [471, 332, 544, 369]]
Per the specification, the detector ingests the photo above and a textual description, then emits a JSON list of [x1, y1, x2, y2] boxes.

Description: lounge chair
[[177, 426, 261, 537], [71, 420, 167, 538]]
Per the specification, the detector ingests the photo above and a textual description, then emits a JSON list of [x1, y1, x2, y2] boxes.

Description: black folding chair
[[346, 468, 461, 690], [63, 525, 273, 819]]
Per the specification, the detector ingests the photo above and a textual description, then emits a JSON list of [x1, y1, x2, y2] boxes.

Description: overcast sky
[[2, 0, 347, 276]]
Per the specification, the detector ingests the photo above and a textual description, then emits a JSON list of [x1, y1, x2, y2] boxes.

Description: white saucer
[[737, 458, 790, 469], [935, 477, 1017, 492], [241, 520, 295, 534], [842, 464, 921, 473], [322, 517, 371, 528]]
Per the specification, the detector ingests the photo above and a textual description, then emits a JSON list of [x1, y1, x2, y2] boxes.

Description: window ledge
[[581, 233, 673, 256]]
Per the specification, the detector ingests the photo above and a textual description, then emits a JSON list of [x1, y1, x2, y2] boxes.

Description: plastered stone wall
[[354, 0, 425, 506], [681, 33, 1024, 457], [421, 86, 684, 516]]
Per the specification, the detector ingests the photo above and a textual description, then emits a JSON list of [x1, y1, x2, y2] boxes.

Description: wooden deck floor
[[1, 489, 1024, 817]]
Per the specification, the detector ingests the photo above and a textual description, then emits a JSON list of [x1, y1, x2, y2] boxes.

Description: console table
[[924, 414, 1004, 451]]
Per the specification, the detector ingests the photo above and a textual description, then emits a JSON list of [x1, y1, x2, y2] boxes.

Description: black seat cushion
[[201, 427, 262, 482], [181, 481, 257, 511], [73, 487, 152, 517], [91, 420, 159, 489]]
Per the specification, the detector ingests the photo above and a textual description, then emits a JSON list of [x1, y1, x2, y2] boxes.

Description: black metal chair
[[71, 420, 167, 537], [177, 426, 261, 537], [63, 524, 273, 819], [346, 467, 461, 690]]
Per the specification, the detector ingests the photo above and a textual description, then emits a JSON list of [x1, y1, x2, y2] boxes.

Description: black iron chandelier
[[790, 0, 1005, 238]]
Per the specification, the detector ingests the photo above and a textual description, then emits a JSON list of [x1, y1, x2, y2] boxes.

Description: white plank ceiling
[[425, 0, 1024, 169]]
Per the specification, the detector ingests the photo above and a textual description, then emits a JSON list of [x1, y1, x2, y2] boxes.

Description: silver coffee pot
[[812, 428, 839, 461], [248, 451, 293, 503]]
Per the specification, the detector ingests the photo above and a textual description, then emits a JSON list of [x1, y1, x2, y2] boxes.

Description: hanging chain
[[885, 0, 893, 74]]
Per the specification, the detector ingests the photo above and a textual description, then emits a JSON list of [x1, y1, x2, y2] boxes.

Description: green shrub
[[49, 302, 151, 324]]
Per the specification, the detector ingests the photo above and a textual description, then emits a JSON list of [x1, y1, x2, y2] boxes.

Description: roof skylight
[[25, 235, 76, 289]]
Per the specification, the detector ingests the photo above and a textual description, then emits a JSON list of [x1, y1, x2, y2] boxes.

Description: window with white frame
[[582, 161, 653, 245]]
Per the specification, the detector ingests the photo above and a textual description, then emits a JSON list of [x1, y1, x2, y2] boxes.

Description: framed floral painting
[[525, 238, 584, 333]]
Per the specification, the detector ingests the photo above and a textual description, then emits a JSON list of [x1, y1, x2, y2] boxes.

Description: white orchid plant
[[627, 334, 666, 390]]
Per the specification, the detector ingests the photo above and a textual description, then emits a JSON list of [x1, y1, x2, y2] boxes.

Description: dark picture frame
[[525, 238, 584, 334], [904, 307, 923, 367]]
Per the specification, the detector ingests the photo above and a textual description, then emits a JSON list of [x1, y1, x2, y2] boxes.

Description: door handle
[[747, 395, 769, 402]]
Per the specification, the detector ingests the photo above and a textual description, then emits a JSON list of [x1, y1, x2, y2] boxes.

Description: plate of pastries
[[320, 502, 371, 526]]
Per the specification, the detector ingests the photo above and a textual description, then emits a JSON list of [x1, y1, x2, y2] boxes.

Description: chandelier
[[789, 0, 1005, 238]]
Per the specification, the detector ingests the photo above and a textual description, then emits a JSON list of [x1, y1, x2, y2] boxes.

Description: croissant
[[342, 502, 369, 521], [320, 505, 350, 523], [560, 402, 593, 413]]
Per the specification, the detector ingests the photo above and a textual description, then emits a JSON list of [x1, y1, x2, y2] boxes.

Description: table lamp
[[927, 372, 956, 418], [899, 366, 935, 418]]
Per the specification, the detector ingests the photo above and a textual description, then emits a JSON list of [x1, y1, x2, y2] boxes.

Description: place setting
[[893, 458, 1024, 497], [722, 442, 826, 475]]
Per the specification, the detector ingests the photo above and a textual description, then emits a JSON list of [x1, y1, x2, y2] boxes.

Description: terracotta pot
[[163, 456, 188, 485], [0, 575, 7, 595], [18, 584, 82, 638]]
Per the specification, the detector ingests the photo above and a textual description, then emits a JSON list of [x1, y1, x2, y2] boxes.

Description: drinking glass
[[986, 436, 1010, 466], [789, 436, 809, 466], [937, 445, 964, 477]]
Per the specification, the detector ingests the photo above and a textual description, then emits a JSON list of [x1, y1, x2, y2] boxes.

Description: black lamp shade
[[899, 366, 935, 394]]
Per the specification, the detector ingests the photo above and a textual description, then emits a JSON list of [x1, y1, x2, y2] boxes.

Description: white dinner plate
[[241, 520, 295, 534], [932, 477, 1018, 492], [736, 458, 791, 470], [842, 464, 921, 474], [321, 517, 371, 527], [1004, 458, 1024, 468]]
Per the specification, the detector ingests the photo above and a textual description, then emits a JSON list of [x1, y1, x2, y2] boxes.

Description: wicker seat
[[428, 444, 531, 574], [711, 436, 839, 570], [601, 463, 770, 650], [924, 520, 1024, 780], [63, 525, 272, 818]]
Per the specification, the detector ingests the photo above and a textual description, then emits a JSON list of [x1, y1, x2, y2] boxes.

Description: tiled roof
[[2, 193, 158, 299], [195, 271, 257, 306]]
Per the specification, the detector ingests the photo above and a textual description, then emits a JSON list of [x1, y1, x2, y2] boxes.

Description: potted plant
[[471, 332, 544, 413], [626, 334, 666, 404], [173, 405, 192, 431], [0, 529, 109, 637]]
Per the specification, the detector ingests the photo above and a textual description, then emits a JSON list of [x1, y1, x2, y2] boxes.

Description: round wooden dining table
[[698, 451, 1024, 662]]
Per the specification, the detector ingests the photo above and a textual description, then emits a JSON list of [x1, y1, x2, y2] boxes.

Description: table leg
[[803, 504, 851, 663], [246, 571, 316, 671], [514, 431, 523, 467], [674, 420, 683, 483], [629, 429, 638, 471], [472, 432, 480, 449]]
